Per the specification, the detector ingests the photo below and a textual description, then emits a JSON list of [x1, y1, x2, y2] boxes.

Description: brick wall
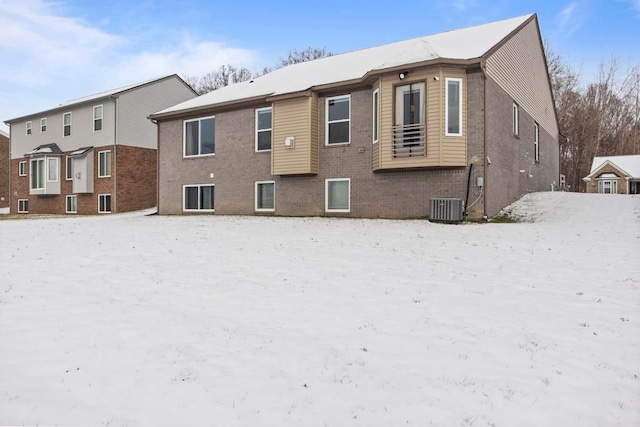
[[158, 73, 487, 219], [0, 133, 8, 208], [10, 144, 117, 214], [485, 76, 559, 217], [584, 163, 629, 194], [116, 145, 157, 212]]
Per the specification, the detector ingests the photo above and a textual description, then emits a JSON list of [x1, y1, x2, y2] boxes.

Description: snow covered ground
[[1, 192, 638, 426]]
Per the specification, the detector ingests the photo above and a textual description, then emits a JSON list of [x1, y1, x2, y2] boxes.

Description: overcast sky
[[1, 0, 639, 133]]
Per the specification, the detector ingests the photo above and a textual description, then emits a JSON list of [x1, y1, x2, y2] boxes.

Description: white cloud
[[556, 2, 583, 36], [0, 0, 261, 130]]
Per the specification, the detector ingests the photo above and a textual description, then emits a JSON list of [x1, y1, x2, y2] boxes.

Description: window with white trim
[[534, 122, 540, 162], [183, 184, 214, 211], [326, 95, 350, 145], [93, 105, 103, 132], [98, 150, 111, 178], [445, 78, 462, 136], [373, 89, 380, 144], [63, 112, 72, 137], [66, 156, 73, 180], [597, 176, 619, 194], [18, 199, 28, 213], [66, 195, 77, 213], [184, 116, 215, 157], [19, 161, 27, 176], [98, 194, 111, 213], [47, 157, 59, 182], [325, 178, 350, 213], [256, 107, 272, 151], [30, 158, 45, 190], [255, 181, 275, 211], [41, 117, 47, 132], [26, 121, 32, 135], [512, 102, 519, 136]]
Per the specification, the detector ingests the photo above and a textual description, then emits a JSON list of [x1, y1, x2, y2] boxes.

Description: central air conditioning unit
[[429, 198, 464, 223]]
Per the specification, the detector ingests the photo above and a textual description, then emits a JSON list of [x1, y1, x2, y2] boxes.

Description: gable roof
[[151, 14, 534, 119], [587, 155, 640, 179], [5, 74, 195, 124]]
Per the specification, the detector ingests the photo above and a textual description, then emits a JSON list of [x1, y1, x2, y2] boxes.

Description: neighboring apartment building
[[583, 155, 640, 194], [0, 129, 8, 209], [150, 14, 559, 220], [5, 75, 196, 214]]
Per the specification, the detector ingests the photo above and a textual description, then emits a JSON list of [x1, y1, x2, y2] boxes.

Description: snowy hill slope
[[0, 192, 638, 426]]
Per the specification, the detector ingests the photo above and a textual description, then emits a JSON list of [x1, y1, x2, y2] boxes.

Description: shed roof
[[151, 13, 534, 118]]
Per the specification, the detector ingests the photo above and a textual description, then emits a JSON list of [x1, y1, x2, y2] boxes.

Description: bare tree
[[184, 65, 254, 95], [278, 47, 333, 67], [546, 41, 640, 191]]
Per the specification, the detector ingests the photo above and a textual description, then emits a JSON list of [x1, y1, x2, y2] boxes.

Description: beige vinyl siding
[[371, 80, 381, 170], [440, 69, 467, 166], [485, 19, 559, 139], [271, 96, 318, 175], [309, 93, 319, 173], [118, 76, 196, 150], [377, 67, 466, 170]]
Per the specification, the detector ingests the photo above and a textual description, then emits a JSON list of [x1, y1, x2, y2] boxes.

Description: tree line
[[183, 47, 333, 95], [183, 44, 640, 193], [546, 43, 639, 191]]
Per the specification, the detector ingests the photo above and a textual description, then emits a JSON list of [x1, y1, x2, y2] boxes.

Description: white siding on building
[[118, 76, 196, 150], [10, 102, 116, 160]]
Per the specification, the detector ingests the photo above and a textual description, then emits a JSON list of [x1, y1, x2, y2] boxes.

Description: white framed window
[[26, 121, 32, 135], [183, 184, 215, 212], [325, 178, 350, 213], [93, 105, 103, 132], [372, 89, 380, 144], [47, 157, 59, 182], [445, 78, 463, 136], [597, 176, 618, 194], [66, 156, 73, 180], [30, 158, 45, 190], [66, 195, 77, 213], [512, 102, 519, 136], [18, 161, 27, 176], [63, 112, 72, 137], [98, 150, 111, 178], [41, 117, 47, 132], [18, 199, 28, 213], [326, 95, 351, 145], [98, 194, 111, 213], [255, 107, 272, 152], [534, 122, 540, 162], [184, 116, 215, 157], [255, 181, 275, 212]]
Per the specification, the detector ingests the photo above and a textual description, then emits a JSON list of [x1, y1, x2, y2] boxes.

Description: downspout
[[6, 125, 11, 213], [480, 60, 488, 219], [151, 118, 159, 214], [110, 95, 118, 213]]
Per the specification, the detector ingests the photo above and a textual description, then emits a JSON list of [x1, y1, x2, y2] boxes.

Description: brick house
[[0, 129, 8, 209], [150, 14, 559, 220], [583, 155, 640, 194], [5, 75, 196, 214]]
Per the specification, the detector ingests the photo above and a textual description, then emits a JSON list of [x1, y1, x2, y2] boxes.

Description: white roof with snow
[[589, 155, 640, 178], [6, 75, 182, 124], [0, 129, 8, 138], [153, 14, 533, 117]]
